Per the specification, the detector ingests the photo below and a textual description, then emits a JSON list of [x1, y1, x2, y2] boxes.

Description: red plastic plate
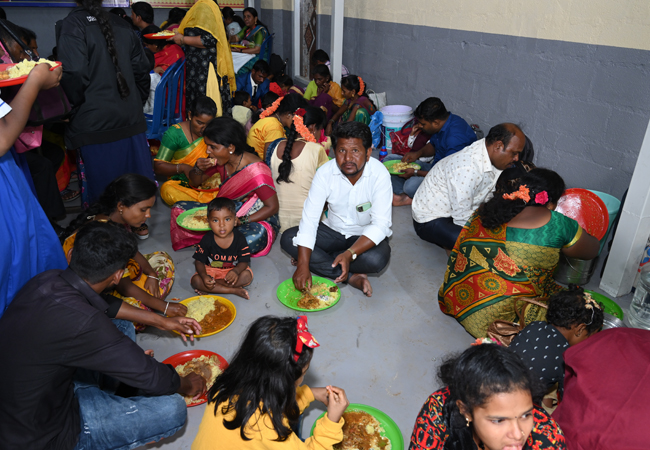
[[555, 188, 609, 240], [162, 349, 228, 407], [0, 61, 62, 88]]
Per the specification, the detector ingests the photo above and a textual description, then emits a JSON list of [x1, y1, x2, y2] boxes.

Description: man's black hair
[[252, 59, 270, 76], [331, 121, 372, 151], [311, 49, 329, 65], [414, 97, 450, 122], [69, 222, 138, 285], [131, 2, 154, 24], [233, 90, 251, 106], [485, 123, 522, 149]]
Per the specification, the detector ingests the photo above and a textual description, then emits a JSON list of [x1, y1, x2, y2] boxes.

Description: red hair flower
[[535, 191, 549, 205], [357, 76, 365, 96], [295, 108, 306, 117]]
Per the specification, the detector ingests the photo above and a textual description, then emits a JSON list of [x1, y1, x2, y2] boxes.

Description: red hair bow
[[294, 315, 319, 361]]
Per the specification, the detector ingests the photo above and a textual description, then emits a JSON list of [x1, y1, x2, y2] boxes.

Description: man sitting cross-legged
[[0, 222, 206, 450], [281, 121, 392, 297]]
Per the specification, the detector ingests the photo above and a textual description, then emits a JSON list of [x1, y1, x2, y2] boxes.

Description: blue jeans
[[384, 154, 433, 198], [73, 320, 187, 450], [413, 218, 462, 250]]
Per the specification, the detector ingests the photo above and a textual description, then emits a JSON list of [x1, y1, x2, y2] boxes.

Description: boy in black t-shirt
[[191, 198, 252, 299]]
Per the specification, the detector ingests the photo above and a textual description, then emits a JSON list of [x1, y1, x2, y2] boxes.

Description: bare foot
[[290, 258, 298, 266], [234, 288, 249, 299], [392, 193, 413, 207], [348, 273, 372, 297]]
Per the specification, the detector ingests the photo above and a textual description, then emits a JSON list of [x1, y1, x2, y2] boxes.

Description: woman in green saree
[[439, 169, 600, 338], [156, 96, 218, 205], [228, 7, 269, 75], [325, 75, 376, 135]]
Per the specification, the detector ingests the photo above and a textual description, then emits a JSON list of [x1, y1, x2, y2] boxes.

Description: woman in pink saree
[[169, 117, 280, 256]]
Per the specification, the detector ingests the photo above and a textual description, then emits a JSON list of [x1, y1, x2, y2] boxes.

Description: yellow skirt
[[160, 179, 220, 206]]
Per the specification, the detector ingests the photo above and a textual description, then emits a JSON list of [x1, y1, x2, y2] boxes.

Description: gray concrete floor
[[61, 171, 632, 450]]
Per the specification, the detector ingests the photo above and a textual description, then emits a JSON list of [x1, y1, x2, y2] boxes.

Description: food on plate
[[152, 30, 175, 37], [297, 283, 338, 310], [335, 410, 391, 450], [186, 296, 233, 334], [200, 172, 221, 190], [182, 208, 208, 228], [391, 162, 419, 173], [174, 354, 223, 405], [0, 59, 57, 80]]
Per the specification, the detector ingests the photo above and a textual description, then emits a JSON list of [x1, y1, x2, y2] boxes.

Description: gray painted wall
[[10, 7, 647, 198], [261, 9, 648, 199]]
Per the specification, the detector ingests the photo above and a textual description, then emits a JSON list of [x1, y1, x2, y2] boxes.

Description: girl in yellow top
[[303, 65, 344, 121], [247, 93, 307, 160], [192, 315, 349, 450]]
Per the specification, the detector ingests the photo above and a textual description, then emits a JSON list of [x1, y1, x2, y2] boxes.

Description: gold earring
[[119, 209, 123, 215], [466, 417, 470, 427]]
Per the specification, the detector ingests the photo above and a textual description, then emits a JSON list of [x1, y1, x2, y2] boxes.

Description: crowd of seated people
[[0, 1, 641, 449]]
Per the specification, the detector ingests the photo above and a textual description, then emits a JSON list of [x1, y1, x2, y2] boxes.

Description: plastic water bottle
[[629, 267, 650, 330], [379, 146, 388, 162]]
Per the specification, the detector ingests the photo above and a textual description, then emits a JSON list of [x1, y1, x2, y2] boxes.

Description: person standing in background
[[57, 0, 154, 216]]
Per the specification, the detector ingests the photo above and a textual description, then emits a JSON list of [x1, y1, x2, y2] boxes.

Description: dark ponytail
[[79, 0, 130, 99], [477, 168, 566, 230], [276, 106, 324, 184], [64, 173, 157, 239]]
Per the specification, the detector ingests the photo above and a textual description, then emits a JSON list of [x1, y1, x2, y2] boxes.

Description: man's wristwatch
[[347, 248, 357, 260], [414, 169, 419, 176]]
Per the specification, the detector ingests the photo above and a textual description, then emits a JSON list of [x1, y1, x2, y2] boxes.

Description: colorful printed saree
[[340, 96, 376, 125], [439, 212, 580, 338]]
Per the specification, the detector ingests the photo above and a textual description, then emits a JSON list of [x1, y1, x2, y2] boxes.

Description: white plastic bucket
[[381, 105, 413, 150]]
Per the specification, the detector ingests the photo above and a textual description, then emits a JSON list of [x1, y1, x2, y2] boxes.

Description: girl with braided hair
[[266, 106, 328, 230], [439, 168, 600, 338], [57, 0, 154, 209], [247, 92, 307, 160]]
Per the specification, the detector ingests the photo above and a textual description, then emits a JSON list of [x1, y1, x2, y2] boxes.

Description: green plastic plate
[[584, 290, 624, 320], [276, 276, 341, 312], [176, 206, 210, 232], [309, 403, 404, 450], [383, 159, 421, 175]]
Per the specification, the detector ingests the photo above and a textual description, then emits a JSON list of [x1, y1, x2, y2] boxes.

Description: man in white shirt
[[281, 122, 392, 297], [411, 123, 525, 250]]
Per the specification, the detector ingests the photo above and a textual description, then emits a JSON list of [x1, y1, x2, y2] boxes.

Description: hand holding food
[[165, 301, 188, 318], [162, 316, 202, 341], [178, 372, 207, 400], [292, 264, 313, 291], [202, 274, 216, 288], [196, 158, 215, 171], [25, 61, 62, 91], [401, 152, 419, 164], [326, 385, 349, 423]]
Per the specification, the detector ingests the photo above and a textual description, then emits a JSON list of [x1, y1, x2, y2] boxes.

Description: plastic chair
[[169, 58, 185, 125], [259, 33, 274, 63], [145, 58, 185, 140]]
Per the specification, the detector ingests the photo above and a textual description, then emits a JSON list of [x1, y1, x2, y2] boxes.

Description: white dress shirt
[[250, 74, 258, 98], [293, 157, 393, 250], [411, 138, 502, 226], [0, 97, 11, 118]]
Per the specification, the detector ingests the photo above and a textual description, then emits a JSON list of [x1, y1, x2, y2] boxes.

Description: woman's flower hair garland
[[357, 76, 365, 96], [471, 337, 501, 346], [293, 108, 317, 143], [259, 97, 283, 119], [503, 185, 531, 203], [535, 191, 549, 205]]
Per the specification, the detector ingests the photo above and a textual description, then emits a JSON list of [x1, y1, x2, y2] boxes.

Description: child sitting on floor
[[232, 90, 253, 132], [510, 286, 604, 405], [192, 315, 349, 449], [191, 198, 253, 299]]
